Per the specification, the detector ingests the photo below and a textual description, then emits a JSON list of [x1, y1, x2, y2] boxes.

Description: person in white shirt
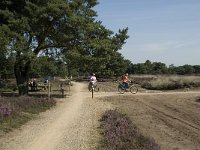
[[88, 73, 97, 90], [90, 73, 97, 82]]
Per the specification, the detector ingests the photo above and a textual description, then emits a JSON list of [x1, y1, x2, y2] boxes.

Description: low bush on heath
[[99, 110, 160, 150], [0, 96, 56, 133], [142, 76, 200, 90]]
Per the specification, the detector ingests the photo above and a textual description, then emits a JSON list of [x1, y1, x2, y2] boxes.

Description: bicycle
[[88, 81, 99, 98], [118, 81, 138, 94]]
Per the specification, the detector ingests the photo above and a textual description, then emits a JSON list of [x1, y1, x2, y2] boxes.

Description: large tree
[[64, 26, 129, 76], [0, 0, 129, 95]]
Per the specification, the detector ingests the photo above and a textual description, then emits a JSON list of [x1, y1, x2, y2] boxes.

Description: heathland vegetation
[[0, 96, 55, 134], [98, 110, 160, 150], [1, 0, 200, 149]]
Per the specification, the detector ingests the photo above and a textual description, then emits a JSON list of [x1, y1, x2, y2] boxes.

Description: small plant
[[0, 104, 15, 117]]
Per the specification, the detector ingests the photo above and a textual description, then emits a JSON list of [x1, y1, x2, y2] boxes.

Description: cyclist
[[90, 73, 97, 82], [121, 73, 129, 90], [88, 73, 97, 90]]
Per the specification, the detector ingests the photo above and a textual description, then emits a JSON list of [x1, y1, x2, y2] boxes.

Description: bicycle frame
[[119, 83, 128, 89], [118, 82, 138, 94], [88, 81, 98, 91]]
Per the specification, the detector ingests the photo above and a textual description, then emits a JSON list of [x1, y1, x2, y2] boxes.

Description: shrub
[[0, 96, 56, 132], [141, 75, 200, 90], [99, 110, 160, 150]]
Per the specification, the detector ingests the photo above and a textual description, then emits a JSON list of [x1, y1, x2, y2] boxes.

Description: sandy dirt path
[[0, 82, 112, 150]]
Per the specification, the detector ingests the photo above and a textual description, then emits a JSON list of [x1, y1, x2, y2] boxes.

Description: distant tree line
[[127, 60, 200, 75], [1, 55, 200, 81]]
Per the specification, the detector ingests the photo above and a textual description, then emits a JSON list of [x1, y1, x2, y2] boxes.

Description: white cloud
[[138, 41, 186, 53]]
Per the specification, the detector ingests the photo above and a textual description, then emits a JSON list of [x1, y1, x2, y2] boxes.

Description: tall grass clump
[[142, 75, 200, 90], [98, 110, 160, 150], [0, 96, 56, 133]]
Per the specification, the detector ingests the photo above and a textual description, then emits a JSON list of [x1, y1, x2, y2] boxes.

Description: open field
[[98, 92, 200, 150], [0, 81, 199, 150], [95, 81, 200, 150]]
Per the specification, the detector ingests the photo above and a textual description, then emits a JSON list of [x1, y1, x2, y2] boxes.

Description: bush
[[141, 76, 200, 90], [99, 110, 160, 150], [0, 96, 56, 133]]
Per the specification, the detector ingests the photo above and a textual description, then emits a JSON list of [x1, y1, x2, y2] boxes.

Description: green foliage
[[63, 25, 129, 77], [56, 61, 68, 78], [175, 65, 195, 75], [0, 26, 15, 79], [128, 60, 200, 75], [0, 0, 129, 94]]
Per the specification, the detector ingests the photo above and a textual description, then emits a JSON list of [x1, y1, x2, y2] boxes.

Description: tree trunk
[[14, 54, 31, 95]]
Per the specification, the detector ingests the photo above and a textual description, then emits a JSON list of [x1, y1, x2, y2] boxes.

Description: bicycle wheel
[[94, 85, 99, 92], [88, 82, 94, 92], [89, 87, 92, 92], [118, 85, 125, 94], [130, 85, 138, 94], [88, 83, 92, 92], [92, 87, 94, 98]]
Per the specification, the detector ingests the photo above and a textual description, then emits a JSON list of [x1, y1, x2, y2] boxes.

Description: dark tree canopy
[[0, 0, 129, 95]]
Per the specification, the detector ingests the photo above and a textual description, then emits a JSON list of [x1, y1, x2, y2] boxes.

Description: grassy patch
[[98, 110, 160, 150]]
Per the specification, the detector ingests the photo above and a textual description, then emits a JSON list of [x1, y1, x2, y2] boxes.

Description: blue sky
[[94, 0, 200, 66]]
